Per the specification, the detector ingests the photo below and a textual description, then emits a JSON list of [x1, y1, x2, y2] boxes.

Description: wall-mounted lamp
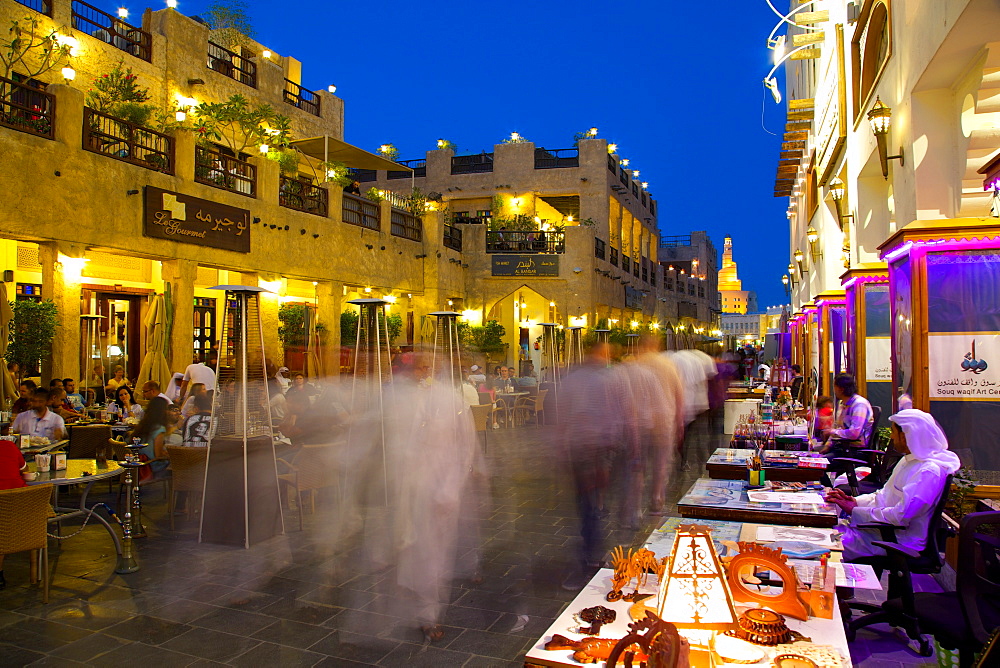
[[794, 248, 807, 273], [327, 84, 337, 94], [828, 176, 854, 229], [806, 226, 822, 261], [61, 64, 76, 81], [867, 96, 904, 179], [781, 274, 791, 299]]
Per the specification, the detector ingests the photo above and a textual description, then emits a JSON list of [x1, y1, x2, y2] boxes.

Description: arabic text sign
[[865, 337, 891, 382], [143, 186, 251, 253], [491, 255, 559, 277], [928, 333, 1000, 400]]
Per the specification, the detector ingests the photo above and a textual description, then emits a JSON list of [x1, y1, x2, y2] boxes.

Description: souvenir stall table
[[707, 449, 827, 482], [677, 479, 839, 528]]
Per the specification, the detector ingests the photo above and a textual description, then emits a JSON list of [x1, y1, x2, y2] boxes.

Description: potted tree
[[4, 298, 58, 382]]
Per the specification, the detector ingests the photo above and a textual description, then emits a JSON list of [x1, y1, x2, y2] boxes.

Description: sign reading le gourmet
[[143, 186, 251, 253], [492, 255, 559, 277]]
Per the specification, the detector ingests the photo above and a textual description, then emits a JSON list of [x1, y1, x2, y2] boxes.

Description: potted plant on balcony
[[1, 16, 72, 134]]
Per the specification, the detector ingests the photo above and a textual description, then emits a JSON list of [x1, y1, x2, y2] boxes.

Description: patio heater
[[626, 333, 640, 357], [347, 298, 393, 506], [430, 311, 462, 385], [566, 326, 584, 367], [199, 285, 283, 548], [538, 323, 561, 423], [593, 328, 611, 345]]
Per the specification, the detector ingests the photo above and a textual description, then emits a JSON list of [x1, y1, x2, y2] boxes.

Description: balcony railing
[[83, 107, 173, 173], [207, 41, 257, 88], [382, 190, 408, 210], [486, 231, 565, 254], [0, 75, 55, 139], [534, 147, 579, 169], [195, 145, 256, 197], [443, 224, 462, 252], [71, 1, 151, 61], [391, 210, 422, 241], [282, 79, 320, 116], [279, 176, 328, 216], [348, 168, 376, 182], [342, 193, 380, 230], [388, 159, 426, 179], [452, 153, 493, 175], [15, 0, 51, 14]]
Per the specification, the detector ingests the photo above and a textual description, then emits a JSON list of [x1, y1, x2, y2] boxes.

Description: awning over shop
[[978, 150, 1000, 191], [290, 136, 411, 172]]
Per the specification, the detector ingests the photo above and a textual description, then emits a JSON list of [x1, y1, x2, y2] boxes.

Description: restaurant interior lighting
[[867, 96, 904, 179]]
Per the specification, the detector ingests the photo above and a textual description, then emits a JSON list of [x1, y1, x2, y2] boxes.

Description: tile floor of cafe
[[0, 416, 940, 667]]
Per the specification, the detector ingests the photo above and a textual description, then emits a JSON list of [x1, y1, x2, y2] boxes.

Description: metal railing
[[279, 176, 328, 216], [452, 153, 493, 175], [594, 237, 606, 260], [388, 159, 426, 179], [534, 147, 579, 169], [15, 0, 50, 14], [443, 224, 462, 252], [342, 193, 379, 230], [486, 231, 565, 254], [282, 79, 320, 116], [83, 107, 173, 173], [382, 190, 408, 210], [207, 41, 257, 88], [348, 168, 376, 182], [194, 145, 256, 197], [0, 75, 55, 139], [660, 235, 692, 247], [391, 210, 421, 241], [72, 1, 151, 61]]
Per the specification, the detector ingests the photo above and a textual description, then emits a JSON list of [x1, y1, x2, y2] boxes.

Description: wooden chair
[[469, 404, 492, 450], [0, 485, 54, 603], [513, 388, 548, 427], [67, 424, 111, 459], [165, 446, 207, 530], [277, 443, 343, 530]]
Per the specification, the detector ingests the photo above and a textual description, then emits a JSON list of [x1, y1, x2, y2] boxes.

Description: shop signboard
[[143, 186, 251, 253], [491, 255, 559, 277], [928, 333, 1000, 400], [814, 24, 847, 186], [864, 337, 892, 382]]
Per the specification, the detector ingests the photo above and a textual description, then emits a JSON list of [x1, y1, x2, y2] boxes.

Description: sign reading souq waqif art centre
[[928, 333, 1000, 400], [143, 186, 251, 253]]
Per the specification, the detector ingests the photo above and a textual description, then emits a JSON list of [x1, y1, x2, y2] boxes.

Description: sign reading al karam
[[143, 186, 250, 253], [928, 333, 1000, 400], [491, 255, 558, 277]]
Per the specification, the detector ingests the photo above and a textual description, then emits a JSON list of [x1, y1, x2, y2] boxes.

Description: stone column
[[38, 242, 81, 383], [161, 259, 196, 370], [315, 280, 343, 376]]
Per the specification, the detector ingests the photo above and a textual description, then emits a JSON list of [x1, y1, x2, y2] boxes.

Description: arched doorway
[[484, 285, 556, 378]]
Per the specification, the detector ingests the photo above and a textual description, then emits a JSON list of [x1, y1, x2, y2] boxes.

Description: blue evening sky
[[171, 0, 790, 309]]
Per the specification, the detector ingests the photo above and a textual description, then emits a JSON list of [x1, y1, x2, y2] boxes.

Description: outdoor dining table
[[494, 391, 528, 427], [18, 439, 69, 456], [26, 458, 136, 573], [707, 448, 826, 482], [677, 478, 840, 528]]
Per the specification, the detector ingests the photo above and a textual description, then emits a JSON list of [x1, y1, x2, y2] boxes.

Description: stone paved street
[[0, 418, 937, 666]]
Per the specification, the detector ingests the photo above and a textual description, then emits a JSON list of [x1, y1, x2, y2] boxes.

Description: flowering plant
[[86, 60, 155, 126]]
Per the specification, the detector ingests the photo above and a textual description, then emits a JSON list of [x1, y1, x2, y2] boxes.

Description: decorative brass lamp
[[828, 177, 853, 229], [867, 96, 904, 179], [794, 248, 806, 273], [787, 263, 798, 287], [806, 227, 822, 261], [782, 274, 791, 299]]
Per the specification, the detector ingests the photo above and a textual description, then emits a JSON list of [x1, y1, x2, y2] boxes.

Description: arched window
[[852, 1, 891, 122]]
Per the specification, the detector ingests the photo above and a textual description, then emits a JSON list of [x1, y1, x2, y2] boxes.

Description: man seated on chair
[[819, 373, 874, 456], [48, 388, 82, 424], [11, 388, 66, 442], [825, 408, 960, 561]]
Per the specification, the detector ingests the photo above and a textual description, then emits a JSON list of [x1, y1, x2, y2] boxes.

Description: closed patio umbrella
[[0, 283, 17, 408], [136, 294, 171, 397], [304, 305, 323, 379]]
